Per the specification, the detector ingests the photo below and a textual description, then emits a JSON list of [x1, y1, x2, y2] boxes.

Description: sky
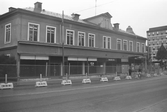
[[0, 0, 167, 37]]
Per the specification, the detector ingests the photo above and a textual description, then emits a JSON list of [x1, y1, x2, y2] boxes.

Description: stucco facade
[[0, 2, 146, 79]]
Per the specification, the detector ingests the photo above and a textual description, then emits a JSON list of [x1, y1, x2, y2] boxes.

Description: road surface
[[0, 76, 167, 112]]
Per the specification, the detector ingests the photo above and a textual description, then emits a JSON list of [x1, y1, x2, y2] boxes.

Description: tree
[[155, 43, 167, 68]]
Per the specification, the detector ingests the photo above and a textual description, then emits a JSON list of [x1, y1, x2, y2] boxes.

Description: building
[[147, 25, 167, 61], [0, 2, 146, 80]]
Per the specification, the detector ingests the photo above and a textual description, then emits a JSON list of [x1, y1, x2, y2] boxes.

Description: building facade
[[0, 2, 146, 79], [147, 26, 167, 61]]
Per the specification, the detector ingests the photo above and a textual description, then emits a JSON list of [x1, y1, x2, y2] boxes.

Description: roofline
[[0, 9, 146, 40], [83, 12, 112, 21]]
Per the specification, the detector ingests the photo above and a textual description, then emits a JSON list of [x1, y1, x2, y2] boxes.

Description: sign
[[108, 59, 115, 61]]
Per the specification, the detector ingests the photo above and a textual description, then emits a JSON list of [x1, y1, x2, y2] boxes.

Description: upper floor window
[[78, 31, 85, 46], [136, 42, 140, 52], [123, 40, 128, 51], [66, 29, 74, 45], [46, 26, 56, 43], [88, 33, 95, 47], [141, 43, 145, 53], [28, 23, 39, 41], [117, 39, 122, 50], [103, 36, 111, 49], [129, 41, 133, 52], [5, 23, 11, 44]]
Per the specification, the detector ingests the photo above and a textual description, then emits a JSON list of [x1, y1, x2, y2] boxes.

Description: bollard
[[5, 74, 7, 83]]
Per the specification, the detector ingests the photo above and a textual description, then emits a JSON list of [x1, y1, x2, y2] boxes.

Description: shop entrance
[[49, 63, 61, 77]]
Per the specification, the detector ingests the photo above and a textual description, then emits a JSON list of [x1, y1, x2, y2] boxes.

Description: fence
[[0, 63, 163, 81]]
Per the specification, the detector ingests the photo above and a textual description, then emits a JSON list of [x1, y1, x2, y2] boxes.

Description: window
[[117, 39, 122, 50], [136, 42, 140, 52], [141, 43, 145, 53], [78, 31, 85, 46], [129, 41, 133, 52], [46, 26, 56, 43], [66, 30, 74, 45], [28, 23, 39, 41], [88, 33, 95, 47], [5, 23, 11, 43], [103, 36, 111, 49], [123, 40, 128, 51]]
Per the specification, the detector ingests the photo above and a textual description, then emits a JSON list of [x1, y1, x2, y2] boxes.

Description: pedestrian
[[129, 66, 132, 76]]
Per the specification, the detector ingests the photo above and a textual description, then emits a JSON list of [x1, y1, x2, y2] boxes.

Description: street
[[0, 76, 167, 112]]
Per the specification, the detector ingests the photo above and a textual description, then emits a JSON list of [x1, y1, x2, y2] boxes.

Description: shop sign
[[108, 59, 115, 61]]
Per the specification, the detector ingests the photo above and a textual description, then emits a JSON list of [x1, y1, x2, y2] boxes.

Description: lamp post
[[62, 11, 65, 77]]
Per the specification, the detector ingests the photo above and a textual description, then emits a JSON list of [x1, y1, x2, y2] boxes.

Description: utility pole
[[62, 11, 65, 77], [95, 0, 97, 16]]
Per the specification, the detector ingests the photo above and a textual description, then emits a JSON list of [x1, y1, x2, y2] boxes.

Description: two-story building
[[0, 2, 146, 80]]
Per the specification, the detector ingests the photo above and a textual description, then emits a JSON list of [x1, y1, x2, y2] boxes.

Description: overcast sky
[[0, 0, 167, 37]]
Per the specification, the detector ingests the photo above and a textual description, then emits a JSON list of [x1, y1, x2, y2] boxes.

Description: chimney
[[71, 13, 80, 21], [9, 7, 16, 12], [34, 2, 42, 13], [113, 23, 119, 30], [126, 26, 135, 34]]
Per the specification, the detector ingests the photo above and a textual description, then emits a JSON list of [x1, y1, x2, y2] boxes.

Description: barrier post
[[5, 74, 7, 84], [40, 74, 42, 81]]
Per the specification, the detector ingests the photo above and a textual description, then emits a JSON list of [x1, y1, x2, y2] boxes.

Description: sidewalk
[[135, 99, 167, 112]]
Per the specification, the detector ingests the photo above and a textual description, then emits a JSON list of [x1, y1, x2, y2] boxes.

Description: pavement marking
[[0, 75, 167, 98]]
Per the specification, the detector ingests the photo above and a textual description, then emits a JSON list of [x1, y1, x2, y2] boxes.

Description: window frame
[[78, 31, 86, 46], [88, 33, 95, 47], [136, 42, 140, 52], [27, 22, 40, 42], [117, 38, 122, 50], [4, 23, 11, 44], [46, 25, 56, 43], [141, 43, 145, 53], [123, 39, 128, 51], [129, 41, 133, 52], [66, 29, 75, 45], [103, 36, 111, 49]]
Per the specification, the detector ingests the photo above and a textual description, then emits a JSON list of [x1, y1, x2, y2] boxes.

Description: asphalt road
[[0, 76, 167, 112]]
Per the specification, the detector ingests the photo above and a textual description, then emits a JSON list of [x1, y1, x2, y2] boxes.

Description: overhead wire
[[75, 0, 120, 13]]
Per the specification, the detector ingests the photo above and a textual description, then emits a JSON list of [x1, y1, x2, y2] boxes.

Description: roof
[[147, 25, 167, 32], [0, 7, 146, 40], [83, 12, 112, 21]]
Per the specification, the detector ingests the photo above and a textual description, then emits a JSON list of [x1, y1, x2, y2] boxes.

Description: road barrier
[[0, 74, 13, 89], [126, 76, 132, 80], [100, 77, 108, 82], [35, 74, 48, 87], [114, 76, 121, 81]]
